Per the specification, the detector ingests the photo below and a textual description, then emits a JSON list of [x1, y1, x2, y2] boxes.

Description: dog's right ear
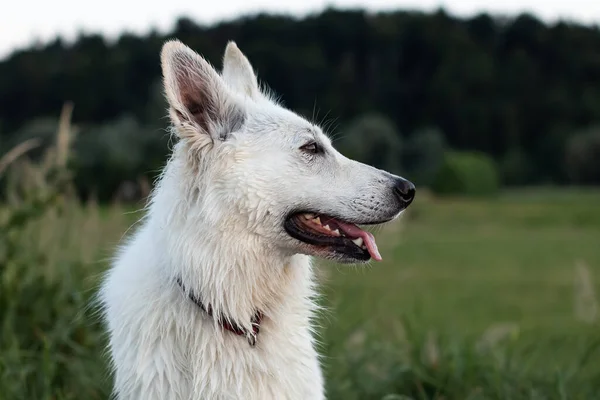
[[161, 40, 244, 142]]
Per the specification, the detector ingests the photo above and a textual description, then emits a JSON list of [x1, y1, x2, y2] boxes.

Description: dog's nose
[[393, 177, 416, 207]]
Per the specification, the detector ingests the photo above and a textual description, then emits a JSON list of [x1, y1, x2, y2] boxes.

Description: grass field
[[321, 189, 600, 399], [1, 188, 599, 399]]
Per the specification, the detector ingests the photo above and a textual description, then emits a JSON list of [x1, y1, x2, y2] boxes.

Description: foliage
[[73, 115, 168, 201], [322, 188, 600, 399], [431, 151, 500, 196], [565, 127, 600, 185], [403, 127, 447, 187], [499, 147, 538, 186], [0, 104, 114, 399], [324, 324, 600, 399], [1, 9, 600, 195], [3, 118, 59, 148], [338, 113, 403, 174], [2, 134, 600, 398]]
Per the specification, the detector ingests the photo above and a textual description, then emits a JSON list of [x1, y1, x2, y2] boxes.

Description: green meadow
[[1, 188, 599, 399]]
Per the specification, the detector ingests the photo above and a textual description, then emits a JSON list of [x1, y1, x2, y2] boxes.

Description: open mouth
[[284, 212, 383, 262]]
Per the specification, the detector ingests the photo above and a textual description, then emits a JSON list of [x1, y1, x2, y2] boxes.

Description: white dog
[[99, 40, 415, 400]]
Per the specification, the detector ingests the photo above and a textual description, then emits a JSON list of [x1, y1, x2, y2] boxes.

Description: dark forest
[[2, 8, 600, 199]]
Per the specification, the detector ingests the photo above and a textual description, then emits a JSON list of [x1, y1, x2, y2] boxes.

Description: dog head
[[161, 40, 415, 263]]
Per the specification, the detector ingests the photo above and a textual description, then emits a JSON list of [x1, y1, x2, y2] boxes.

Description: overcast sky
[[2, 0, 600, 59]]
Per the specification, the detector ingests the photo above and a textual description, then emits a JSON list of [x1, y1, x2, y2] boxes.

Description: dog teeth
[[312, 217, 321, 225], [352, 238, 363, 247], [331, 229, 340, 236], [303, 213, 315, 220], [323, 224, 331, 231]]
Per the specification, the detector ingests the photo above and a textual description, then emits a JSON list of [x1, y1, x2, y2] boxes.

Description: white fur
[[100, 40, 411, 399]]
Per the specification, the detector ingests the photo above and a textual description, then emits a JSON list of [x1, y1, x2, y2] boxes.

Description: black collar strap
[[176, 277, 263, 346]]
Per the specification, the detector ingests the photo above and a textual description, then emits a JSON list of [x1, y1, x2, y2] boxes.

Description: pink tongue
[[335, 221, 382, 261]]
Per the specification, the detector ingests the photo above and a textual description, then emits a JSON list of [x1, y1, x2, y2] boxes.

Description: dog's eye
[[300, 141, 319, 154]]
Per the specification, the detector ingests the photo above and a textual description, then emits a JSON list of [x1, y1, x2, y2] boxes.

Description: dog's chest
[[179, 319, 324, 400], [103, 234, 324, 399]]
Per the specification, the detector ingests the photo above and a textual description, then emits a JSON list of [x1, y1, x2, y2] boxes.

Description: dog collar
[[175, 277, 263, 347]]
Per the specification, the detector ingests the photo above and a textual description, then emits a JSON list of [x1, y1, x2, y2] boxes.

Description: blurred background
[[1, 1, 599, 399]]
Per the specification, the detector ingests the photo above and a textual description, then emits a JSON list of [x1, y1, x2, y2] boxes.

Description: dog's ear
[[221, 41, 259, 98], [161, 40, 244, 142]]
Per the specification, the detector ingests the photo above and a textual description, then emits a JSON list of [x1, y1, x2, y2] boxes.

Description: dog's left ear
[[161, 40, 244, 142], [221, 41, 259, 98]]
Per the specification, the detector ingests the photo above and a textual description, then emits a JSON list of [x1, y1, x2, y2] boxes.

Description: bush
[[565, 127, 600, 185], [3, 113, 169, 202], [73, 115, 168, 201], [1, 118, 60, 162], [431, 151, 500, 197], [500, 147, 537, 186], [0, 104, 111, 399], [403, 127, 447, 187], [338, 113, 403, 175]]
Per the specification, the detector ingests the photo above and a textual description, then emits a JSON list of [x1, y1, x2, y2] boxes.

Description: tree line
[[1, 8, 600, 200]]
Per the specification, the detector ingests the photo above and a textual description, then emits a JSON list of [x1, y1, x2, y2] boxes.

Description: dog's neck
[[175, 276, 265, 345], [146, 147, 315, 335]]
